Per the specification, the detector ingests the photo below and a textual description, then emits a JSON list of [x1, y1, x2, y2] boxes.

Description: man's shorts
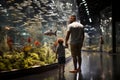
[[70, 44, 82, 57]]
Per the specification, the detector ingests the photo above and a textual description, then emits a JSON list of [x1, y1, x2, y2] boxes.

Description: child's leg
[[62, 64, 65, 73], [58, 64, 61, 72]]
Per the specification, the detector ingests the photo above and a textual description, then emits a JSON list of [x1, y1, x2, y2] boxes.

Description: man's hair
[[71, 15, 76, 17], [71, 15, 76, 20]]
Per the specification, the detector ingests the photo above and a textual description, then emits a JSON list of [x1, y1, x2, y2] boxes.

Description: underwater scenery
[[0, 0, 112, 72], [0, 0, 74, 72]]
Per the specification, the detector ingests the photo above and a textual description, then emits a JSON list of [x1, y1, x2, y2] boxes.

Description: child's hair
[[57, 38, 64, 44]]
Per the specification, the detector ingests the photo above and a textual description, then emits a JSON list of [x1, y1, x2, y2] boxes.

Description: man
[[99, 36, 104, 52], [65, 15, 84, 73]]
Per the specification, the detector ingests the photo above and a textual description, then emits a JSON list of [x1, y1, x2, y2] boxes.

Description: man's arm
[[65, 31, 70, 47], [82, 28, 85, 39], [81, 28, 85, 44]]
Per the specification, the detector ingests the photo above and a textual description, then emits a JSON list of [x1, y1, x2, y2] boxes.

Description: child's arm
[[54, 54, 57, 62]]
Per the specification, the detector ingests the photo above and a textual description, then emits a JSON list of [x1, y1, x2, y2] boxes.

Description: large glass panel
[[0, 0, 74, 72], [116, 22, 120, 53], [82, 6, 112, 52], [100, 7, 112, 52]]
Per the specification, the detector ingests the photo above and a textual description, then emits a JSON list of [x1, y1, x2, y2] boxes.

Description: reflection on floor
[[13, 51, 114, 80]]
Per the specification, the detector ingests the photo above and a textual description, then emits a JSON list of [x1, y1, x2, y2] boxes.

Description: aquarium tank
[[0, 0, 75, 72]]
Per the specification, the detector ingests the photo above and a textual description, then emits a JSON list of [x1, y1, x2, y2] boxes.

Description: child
[[55, 38, 67, 73]]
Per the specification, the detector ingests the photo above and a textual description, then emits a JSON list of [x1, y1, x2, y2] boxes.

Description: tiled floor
[[12, 51, 116, 80]]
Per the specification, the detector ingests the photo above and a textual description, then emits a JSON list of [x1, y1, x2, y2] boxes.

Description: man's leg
[[72, 56, 77, 70], [69, 56, 78, 73], [77, 44, 82, 71], [78, 54, 82, 71], [70, 44, 78, 73]]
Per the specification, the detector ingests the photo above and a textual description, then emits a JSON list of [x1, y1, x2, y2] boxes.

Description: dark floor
[[12, 51, 120, 80]]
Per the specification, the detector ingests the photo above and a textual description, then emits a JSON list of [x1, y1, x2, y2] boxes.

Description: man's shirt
[[67, 21, 84, 44]]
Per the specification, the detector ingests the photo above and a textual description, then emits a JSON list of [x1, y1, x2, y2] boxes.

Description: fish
[[44, 29, 57, 36], [7, 36, 13, 51], [34, 40, 40, 46], [27, 37, 32, 43], [23, 45, 32, 52]]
